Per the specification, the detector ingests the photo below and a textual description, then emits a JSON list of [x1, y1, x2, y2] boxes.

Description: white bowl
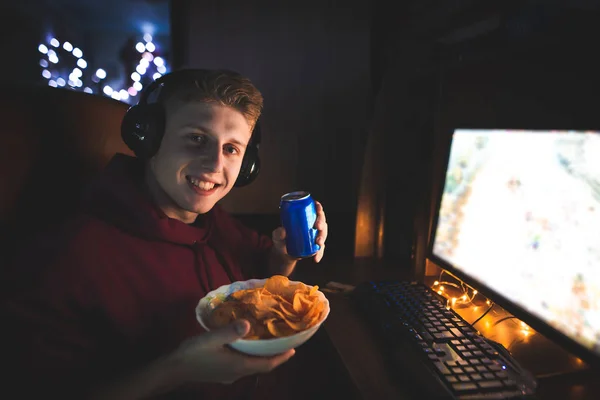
[[196, 278, 330, 356]]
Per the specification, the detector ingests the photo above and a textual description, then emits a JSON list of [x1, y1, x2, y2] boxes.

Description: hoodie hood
[[81, 153, 213, 246]]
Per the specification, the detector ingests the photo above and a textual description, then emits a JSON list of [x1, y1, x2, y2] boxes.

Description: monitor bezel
[[427, 126, 600, 369]]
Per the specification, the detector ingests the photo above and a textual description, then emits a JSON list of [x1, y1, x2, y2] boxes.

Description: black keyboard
[[351, 280, 537, 399]]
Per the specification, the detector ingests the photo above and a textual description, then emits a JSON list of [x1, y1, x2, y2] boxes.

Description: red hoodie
[[2, 154, 273, 399]]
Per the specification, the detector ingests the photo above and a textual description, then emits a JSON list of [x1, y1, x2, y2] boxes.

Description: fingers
[[272, 227, 286, 243], [243, 349, 296, 374], [314, 245, 325, 263], [205, 320, 250, 346], [315, 201, 325, 221], [312, 201, 327, 263]]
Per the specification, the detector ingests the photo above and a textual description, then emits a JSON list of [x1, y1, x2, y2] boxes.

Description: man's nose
[[203, 143, 225, 172]]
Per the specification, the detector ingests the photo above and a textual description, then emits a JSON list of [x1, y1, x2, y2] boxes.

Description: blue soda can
[[279, 191, 321, 258]]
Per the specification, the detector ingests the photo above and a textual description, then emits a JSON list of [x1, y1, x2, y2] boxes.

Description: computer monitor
[[429, 128, 600, 368]]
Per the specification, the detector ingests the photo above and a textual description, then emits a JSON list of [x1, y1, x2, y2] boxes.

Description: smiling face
[[146, 100, 252, 223]]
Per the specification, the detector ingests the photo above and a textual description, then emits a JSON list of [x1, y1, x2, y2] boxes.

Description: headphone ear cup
[[234, 147, 260, 187], [121, 103, 166, 159]]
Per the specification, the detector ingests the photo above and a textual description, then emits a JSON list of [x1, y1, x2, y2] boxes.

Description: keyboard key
[[447, 376, 458, 383], [462, 351, 473, 358], [451, 340, 461, 346], [478, 380, 503, 389], [452, 382, 478, 392], [463, 366, 476, 373], [456, 345, 467, 352], [476, 366, 488, 373], [434, 331, 455, 340], [458, 374, 470, 382], [471, 373, 483, 381], [433, 361, 452, 375], [451, 367, 463, 374], [483, 373, 496, 379], [450, 328, 464, 337]]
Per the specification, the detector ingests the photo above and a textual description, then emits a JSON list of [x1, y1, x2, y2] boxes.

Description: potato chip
[[206, 275, 325, 339]]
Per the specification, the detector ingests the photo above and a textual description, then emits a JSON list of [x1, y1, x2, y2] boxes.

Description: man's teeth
[[189, 178, 216, 191]]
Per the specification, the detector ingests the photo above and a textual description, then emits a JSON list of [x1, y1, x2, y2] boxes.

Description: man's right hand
[[89, 319, 294, 400], [170, 319, 295, 384]]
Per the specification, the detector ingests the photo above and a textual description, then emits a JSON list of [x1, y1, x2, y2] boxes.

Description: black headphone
[[121, 69, 261, 187]]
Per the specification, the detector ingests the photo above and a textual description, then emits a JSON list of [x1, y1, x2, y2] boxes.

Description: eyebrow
[[181, 124, 248, 148]]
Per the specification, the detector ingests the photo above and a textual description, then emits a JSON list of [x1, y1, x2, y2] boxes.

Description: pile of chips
[[207, 275, 326, 339]]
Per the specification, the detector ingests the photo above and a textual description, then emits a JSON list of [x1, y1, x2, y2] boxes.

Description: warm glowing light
[[486, 300, 491, 305], [433, 281, 439, 286], [462, 295, 467, 301], [437, 290, 442, 295], [473, 290, 478, 295], [439, 286, 445, 291]]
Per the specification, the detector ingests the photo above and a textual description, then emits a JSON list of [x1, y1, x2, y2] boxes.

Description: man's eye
[[190, 134, 207, 144], [224, 145, 239, 155]]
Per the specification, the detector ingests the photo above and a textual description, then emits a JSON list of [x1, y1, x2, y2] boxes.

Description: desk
[[292, 258, 600, 400]]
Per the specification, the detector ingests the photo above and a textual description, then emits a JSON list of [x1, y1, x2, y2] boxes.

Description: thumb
[[205, 319, 250, 346]]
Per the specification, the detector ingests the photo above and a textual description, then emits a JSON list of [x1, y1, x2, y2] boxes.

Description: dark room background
[[1, 0, 599, 265]]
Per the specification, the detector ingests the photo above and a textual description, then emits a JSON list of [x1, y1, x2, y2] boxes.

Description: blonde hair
[[157, 69, 263, 129]]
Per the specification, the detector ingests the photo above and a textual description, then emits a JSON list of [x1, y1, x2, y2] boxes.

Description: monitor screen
[[430, 128, 600, 365]]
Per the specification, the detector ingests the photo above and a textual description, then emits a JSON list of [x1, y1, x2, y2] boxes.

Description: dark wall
[[0, 5, 44, 85]]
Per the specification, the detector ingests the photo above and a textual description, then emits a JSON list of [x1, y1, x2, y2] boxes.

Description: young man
[[2, 69, 328, 399]]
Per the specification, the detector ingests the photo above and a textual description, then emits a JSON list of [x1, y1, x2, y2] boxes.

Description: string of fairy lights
[[431, 269, 534, 338], [37, 33, 169, 104]]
